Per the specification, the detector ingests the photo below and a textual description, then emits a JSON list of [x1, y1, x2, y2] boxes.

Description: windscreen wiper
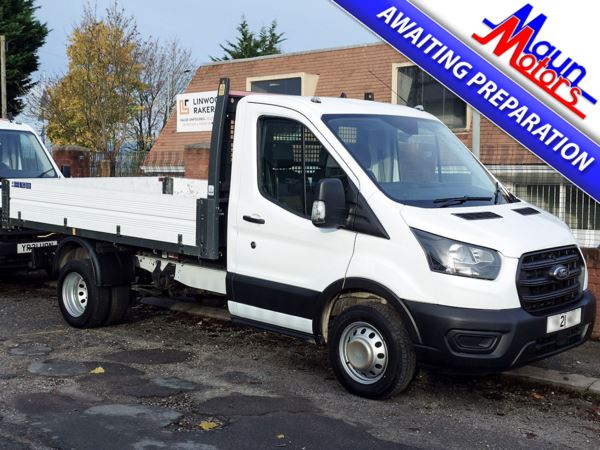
[[433, 196, 493, 207], [493, 181, 520, 204], [37, 168, 56, 178]]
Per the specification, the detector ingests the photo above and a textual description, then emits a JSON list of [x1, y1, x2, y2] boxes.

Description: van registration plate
[[546, 308, 581, 334], [17, 241, 58, 254]]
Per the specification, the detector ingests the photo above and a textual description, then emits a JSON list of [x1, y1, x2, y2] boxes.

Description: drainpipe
[[472, 108, 481, 159]]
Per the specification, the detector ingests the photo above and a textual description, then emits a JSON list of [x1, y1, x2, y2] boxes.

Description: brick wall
[[581, 248, 600, 339], [51, 145, 91, 177], [480, 119, 541, 165], [148, 42, 534, 175], [183, 143, 210, 179]]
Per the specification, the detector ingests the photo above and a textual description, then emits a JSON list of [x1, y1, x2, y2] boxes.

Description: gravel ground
[[0, 271, 598, 449]]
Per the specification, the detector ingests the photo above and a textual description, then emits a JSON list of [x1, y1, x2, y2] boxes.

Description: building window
[[251, 77, 302, 95], [247, 73, 319, 97], [397, 65, 467, 130]]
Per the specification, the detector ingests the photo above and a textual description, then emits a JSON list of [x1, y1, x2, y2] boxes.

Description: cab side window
[[258, 117, 347, 217]]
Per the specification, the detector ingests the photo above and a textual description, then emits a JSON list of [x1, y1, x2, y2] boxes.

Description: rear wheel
[[328, 303, 416, 399], [104, 285, 131, 325], [58, 260, 109, 328]]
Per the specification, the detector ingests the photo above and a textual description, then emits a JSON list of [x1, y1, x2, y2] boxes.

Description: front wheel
[[328, 303, 416, 399], [58, 260, 110, 328]]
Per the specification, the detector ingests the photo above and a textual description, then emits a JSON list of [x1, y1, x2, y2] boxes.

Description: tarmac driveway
[[0, 272, 598, 449]]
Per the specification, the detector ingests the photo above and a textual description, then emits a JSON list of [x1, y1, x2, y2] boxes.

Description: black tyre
[[57, 260, 110, 328], [104, 285, 131, 326], [328, 303, 416, 399]]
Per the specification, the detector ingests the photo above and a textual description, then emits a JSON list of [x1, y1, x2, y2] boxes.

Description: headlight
[[412, 229, 501, 280]]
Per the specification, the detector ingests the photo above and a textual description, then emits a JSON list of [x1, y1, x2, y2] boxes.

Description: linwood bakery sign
[[176, 91, 218, 132]]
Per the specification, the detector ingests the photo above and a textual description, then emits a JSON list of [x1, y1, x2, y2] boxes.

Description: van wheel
[[328, 303, 416, 399], [58, 260, 109, 328], [104, 285, 131, 326]]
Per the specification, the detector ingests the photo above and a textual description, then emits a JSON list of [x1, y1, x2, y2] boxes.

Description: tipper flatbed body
[[2, 78, 595, 399], [3, 176, 208, 256]]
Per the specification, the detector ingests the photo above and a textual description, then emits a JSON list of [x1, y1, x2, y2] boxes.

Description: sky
[[33, 0, 377, 80]]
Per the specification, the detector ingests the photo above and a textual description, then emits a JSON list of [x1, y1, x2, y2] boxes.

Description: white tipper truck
[[1, 79, 595, 398]]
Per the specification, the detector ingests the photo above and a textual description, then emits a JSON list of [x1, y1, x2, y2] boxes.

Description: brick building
[[147, 42, 599, 249], [145, 42, 598, 337], [148, 42, 538, 170]]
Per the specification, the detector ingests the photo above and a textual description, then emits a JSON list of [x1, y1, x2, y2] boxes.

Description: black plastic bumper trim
[[404, 290, 596, 373]]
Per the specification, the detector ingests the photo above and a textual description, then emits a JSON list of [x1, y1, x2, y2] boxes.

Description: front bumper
[[405, 290, 596, 373]]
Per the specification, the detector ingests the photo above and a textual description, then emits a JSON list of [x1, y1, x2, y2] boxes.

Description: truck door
[[228, 105, 359, 336]]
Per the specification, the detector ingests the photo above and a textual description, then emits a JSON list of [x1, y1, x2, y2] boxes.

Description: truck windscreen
[[323, 114, 510, 208], [0, 130, 56, 178]]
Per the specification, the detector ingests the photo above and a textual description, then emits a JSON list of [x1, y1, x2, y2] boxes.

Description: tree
[[0, 0, 48, 117], [43, 3, 142, 164], [19, 72, 53, 137], [131, 37, 194, 153], [211, 17, 285, 61]]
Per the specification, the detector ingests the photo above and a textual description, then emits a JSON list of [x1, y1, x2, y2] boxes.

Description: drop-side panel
[[6, 177, 207, 248]]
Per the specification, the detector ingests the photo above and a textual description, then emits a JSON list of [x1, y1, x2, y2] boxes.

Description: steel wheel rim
[[62, 272, 88, 318], [339, 321, 388, 384]]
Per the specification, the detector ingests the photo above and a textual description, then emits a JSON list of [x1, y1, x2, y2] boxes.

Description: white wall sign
[[176, 91, 218, 133]]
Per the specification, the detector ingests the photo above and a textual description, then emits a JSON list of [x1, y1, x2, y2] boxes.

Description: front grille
[[517, 246, 584, 314], [533, 325, 584, 355], [0, 253, 31, 268]]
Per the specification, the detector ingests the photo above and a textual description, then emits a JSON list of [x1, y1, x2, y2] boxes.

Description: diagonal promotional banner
[[331, 0, 600, 203]]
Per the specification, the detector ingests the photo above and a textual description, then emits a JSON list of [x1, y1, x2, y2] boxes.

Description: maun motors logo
[[472, 3, 596, 119]]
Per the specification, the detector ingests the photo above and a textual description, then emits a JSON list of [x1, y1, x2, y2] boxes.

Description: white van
[[0, 120, 61, 268], [2, 79, 595, 398]]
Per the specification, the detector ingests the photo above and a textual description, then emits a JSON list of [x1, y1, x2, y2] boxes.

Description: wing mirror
[[311, 178, 347, 228]]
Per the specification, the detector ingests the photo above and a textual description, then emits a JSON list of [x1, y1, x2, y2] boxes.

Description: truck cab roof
[[0, 119, 37, 133], [244, 94, 439, 121]]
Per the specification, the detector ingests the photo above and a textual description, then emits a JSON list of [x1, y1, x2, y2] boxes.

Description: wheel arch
[[54, 237, 135, 287], [316, 278, 422, 345]]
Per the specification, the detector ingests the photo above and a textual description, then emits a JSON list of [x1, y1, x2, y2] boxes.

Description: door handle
[[243, 215, 265, 225]]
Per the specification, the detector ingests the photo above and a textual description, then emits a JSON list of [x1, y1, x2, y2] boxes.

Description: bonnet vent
[[452, 212, 502, 220], [513, 207, 541, 216]]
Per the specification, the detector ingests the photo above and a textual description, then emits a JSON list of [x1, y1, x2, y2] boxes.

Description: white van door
[[228, 103, 359, 336]]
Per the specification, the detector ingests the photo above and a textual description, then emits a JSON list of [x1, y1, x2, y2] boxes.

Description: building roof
[[200, 42, 383, 67]]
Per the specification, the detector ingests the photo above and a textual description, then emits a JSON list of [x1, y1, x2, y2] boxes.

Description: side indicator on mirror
[[311, 178, 347, 228], [311, 200, 326, 224]]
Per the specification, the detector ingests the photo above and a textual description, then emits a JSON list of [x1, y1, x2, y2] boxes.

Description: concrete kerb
[[503, 365, 600, 395]]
